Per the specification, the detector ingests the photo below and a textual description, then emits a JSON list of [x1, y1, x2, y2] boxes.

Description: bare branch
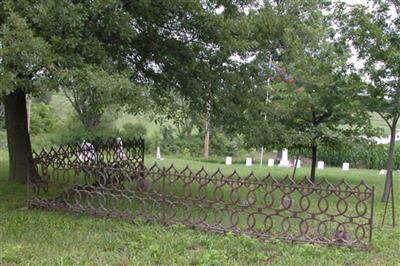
[[376, 111, 392, 129]]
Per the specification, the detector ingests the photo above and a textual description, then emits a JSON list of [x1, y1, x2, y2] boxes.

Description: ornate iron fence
[[28, 140, 374, 248]]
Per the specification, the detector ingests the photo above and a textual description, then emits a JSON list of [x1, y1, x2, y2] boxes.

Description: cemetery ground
[[1, 152, 399, 265]]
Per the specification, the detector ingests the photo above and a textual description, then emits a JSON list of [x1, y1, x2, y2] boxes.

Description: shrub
[[291, 143, 400, 170], [50, 113, 119, 145], [120, 122, 147, 139], [151, 126, 245, 158], [149, 130, 162, 153], [30, 103, 57, 135], [0, 117, 5, 130]]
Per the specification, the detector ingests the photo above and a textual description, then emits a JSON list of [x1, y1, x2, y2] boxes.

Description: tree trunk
[[310, 145, 318, 183], [4, 88, 36, 183], [82, 115, 101, 131], [203, 120, 210, 159], [382, 124, 397, 202], [26, 94, 32, 132]]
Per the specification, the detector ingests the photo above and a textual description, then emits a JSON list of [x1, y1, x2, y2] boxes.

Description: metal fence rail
[[29, 141, 374, 248]]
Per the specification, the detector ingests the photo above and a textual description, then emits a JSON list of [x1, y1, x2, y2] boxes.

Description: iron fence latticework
[[28, 139, 374, 248]]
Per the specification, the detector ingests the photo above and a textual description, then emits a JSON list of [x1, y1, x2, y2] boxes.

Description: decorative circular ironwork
[[29, 138, 375, 248]]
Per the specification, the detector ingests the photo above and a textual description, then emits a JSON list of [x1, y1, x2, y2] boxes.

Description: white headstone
[[379, 169, 387, 176], [246, 157, 252, 166], [78, 140, 96, 162], [279, 148, 290, 167], [268, 158, 274, 167], [225, 156, 232, 165], [116, 137, 127, 160], [317, 161, 325, 170], [156, 147, 161, 160], [295, 160, 301, 168], [342, 162, 349, 171]]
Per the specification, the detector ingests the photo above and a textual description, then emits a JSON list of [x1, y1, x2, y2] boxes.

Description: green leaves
[[344, 1, 400, 128], [0, 12, 50, 96]]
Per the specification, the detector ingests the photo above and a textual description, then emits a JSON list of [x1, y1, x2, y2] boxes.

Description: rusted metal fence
[[28, 139, 374, 248]]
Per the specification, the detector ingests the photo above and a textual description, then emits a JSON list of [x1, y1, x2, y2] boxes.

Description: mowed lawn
[[1, 155, 400, 265]]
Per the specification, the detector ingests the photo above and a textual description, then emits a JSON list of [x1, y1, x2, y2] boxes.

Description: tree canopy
[[341, 0, 400, 201]]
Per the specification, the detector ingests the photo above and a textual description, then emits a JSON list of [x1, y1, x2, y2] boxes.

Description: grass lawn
[[1, 155, 400, 265]]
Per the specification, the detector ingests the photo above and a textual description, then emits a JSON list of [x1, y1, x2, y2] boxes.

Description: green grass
[[1, 155, 400, 265]]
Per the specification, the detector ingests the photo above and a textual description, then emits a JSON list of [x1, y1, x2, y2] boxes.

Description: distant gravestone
[[268, 158, 274, 167], [342, 162, 350, 171], [156, 147, 162, 160], [295, 160, 301, 168], [246, 157, 252, 166], [317, 161, 325, 170], [379, 169, 387, 176], [225, 156, 232, 165], [278, 148, 290, 167]]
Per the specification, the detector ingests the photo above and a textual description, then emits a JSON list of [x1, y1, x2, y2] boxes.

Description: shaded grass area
[[1, 157, 400, 265]]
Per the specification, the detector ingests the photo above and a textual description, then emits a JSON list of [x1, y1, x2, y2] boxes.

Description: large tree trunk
[[382, 124, 397, 202], [4, 88, 36, 183], [310, 145, 318, 183], [82, 114, 101, 131]]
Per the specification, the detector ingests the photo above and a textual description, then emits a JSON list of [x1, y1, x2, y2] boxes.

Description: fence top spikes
[[335, 179, 352, 188], [354, 179, 373, 191], [244, 171, 256, 180], [180, 165, 191, 172], [166, 164, 177, 172], [300, 176, 314, 186]]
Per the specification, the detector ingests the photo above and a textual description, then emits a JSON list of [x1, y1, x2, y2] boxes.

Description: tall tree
[[1, 0, 252, 182], [344, 0, 400, 201], [219, 0, 373, 182], [0, 13, 50, 182]]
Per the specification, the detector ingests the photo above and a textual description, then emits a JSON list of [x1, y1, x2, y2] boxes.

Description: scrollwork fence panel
[[28, 140, 374, 248]]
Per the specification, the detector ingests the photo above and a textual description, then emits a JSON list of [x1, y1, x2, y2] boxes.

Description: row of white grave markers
[[224, 156, 303, 168], [223, 149, 351, 171], [154, 147, 352, 171], [77, 144, 358, 172]]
